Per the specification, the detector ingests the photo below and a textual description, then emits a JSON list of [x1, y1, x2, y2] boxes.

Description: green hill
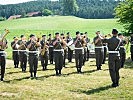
[[0, 16, 124, 58], [0, 16, 123, 37]]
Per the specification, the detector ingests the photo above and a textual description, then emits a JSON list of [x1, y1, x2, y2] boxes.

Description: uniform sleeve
[[102, 39, 109, 43]]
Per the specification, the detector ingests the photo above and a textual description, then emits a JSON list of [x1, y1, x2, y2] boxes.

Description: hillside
[[0, 16, 124, 59]]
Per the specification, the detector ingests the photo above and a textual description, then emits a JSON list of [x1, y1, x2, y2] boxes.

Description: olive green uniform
[[17, 40, 27, 72], [119, 40, 126, 68], [27, 40, 39, 77], [102, 36, 121, 87], [0, 40, 7, 81], [40, 40, 48, 70], [93, 36, 104, 70], [53, 38, 64, 75], [11, 41, 19, 68], [74, 37, 84, 73], [47, 38, 54, 64]]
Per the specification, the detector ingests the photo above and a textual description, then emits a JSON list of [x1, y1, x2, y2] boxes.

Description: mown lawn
[[0, 16, 124, 59], [0, 59, 133, 100]]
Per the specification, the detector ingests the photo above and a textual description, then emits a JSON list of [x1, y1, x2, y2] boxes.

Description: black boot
[[34, 72, 37, 78], [59, 70, 61, 75], [42, 66, 45, 71], [56, 70, 59, 76], [111, 83, 117, 87], [30, 72, 33, 78], [1, 78, 3, 81]]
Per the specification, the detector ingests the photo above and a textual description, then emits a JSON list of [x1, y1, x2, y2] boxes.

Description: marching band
[[0, 29, 133, 87]]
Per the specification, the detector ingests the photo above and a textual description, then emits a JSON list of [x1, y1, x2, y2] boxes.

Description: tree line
[[0, 0, 121, 20]]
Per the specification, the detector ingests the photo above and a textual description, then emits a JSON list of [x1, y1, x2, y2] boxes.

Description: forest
[[0, 0, 121, 19]]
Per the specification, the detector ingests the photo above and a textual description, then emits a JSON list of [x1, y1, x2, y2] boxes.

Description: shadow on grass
[[64, 69, 97, 76], [71, 85, 111, 95], [124, 60, 133, 69], [3, 76, 30, 83], [6, 71, 24, 75]]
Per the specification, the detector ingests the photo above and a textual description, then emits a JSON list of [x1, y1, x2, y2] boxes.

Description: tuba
[[0, 29, 10, 49]]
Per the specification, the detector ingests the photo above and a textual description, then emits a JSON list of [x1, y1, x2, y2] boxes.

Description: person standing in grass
[[118, 33, 127, 68], [60, 33, 67, 67], [93, 31, 104, 70], [27, 34, 40, 78], [11, 37, 19, 68], [84, 32, 90, 61], [73, 31, 84, 73], [53, 33, 64, 75], [17, 35, 27, 72], [0, 39, 8, 81], [66, 32, 73, 63], [47, 34, 54, 64], [101, 29, 121, 87], [40, 35, 49, 71]]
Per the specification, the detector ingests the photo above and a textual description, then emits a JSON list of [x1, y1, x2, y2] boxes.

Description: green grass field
[[0, 16, 124, 59], [0, 59, 133, 99], [0, 16, 133, 100]]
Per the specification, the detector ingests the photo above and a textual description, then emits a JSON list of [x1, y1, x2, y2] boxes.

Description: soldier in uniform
[[118, 33, 127, 68], [130, 33, 133, 61], [74, 31, 84, 73], [84, 32, 90, 61], [27, 34, 40, 78], [47, 34, 54, 64], [60, 33, 67, 67], [40, 35, 49, 70], [11, 37, 19, 68], [66, 32, 73, 63], [53, 33, 64, 75], [102, 35, 107, 64], [81, 33, 87, 66], [17, 35, 27, 72], [93, 31, 104, 70], [0, 38, 8, 81], [102, 29, 121, 87]]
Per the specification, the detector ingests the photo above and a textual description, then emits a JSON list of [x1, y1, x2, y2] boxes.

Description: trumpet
[[0, 29, 10, 50]]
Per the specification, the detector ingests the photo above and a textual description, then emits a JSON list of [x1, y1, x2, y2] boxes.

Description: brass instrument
[[61, 37, 67, 50], [18, 40, 27, 50], [0, 29, 10, 49], [82, 35, 87, 48], [41, 40, 48, 56]]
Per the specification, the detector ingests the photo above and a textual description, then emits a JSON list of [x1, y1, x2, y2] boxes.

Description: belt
[[54, 49, 64, 52], [108, 51, 119, 53], [28, 51, 39, 53], [49, 46, 53, 47], [120, 46, 124, 48], [75, 47, 83, 50], [95, 46, 103, 49], [13, 50, 27, 52], [0, 51, 6, 53], [102, 46, 107, 48]]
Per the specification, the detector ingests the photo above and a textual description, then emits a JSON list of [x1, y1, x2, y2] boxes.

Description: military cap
[[55, 32, 59, 35], [76, 31, 80, 35], [20, 35, 24, 38], [42, 35, 46, 37], [30, 34, 35, 38], [67, 32, 70, 35], [112, 29, 118, 34]]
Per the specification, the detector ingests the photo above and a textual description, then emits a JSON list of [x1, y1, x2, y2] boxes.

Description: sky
[[0, 0, 58, 5]]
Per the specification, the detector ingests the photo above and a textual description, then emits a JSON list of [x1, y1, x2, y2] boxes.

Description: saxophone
[[0, 29, 10, 49], [41, 41, 48, 56]]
